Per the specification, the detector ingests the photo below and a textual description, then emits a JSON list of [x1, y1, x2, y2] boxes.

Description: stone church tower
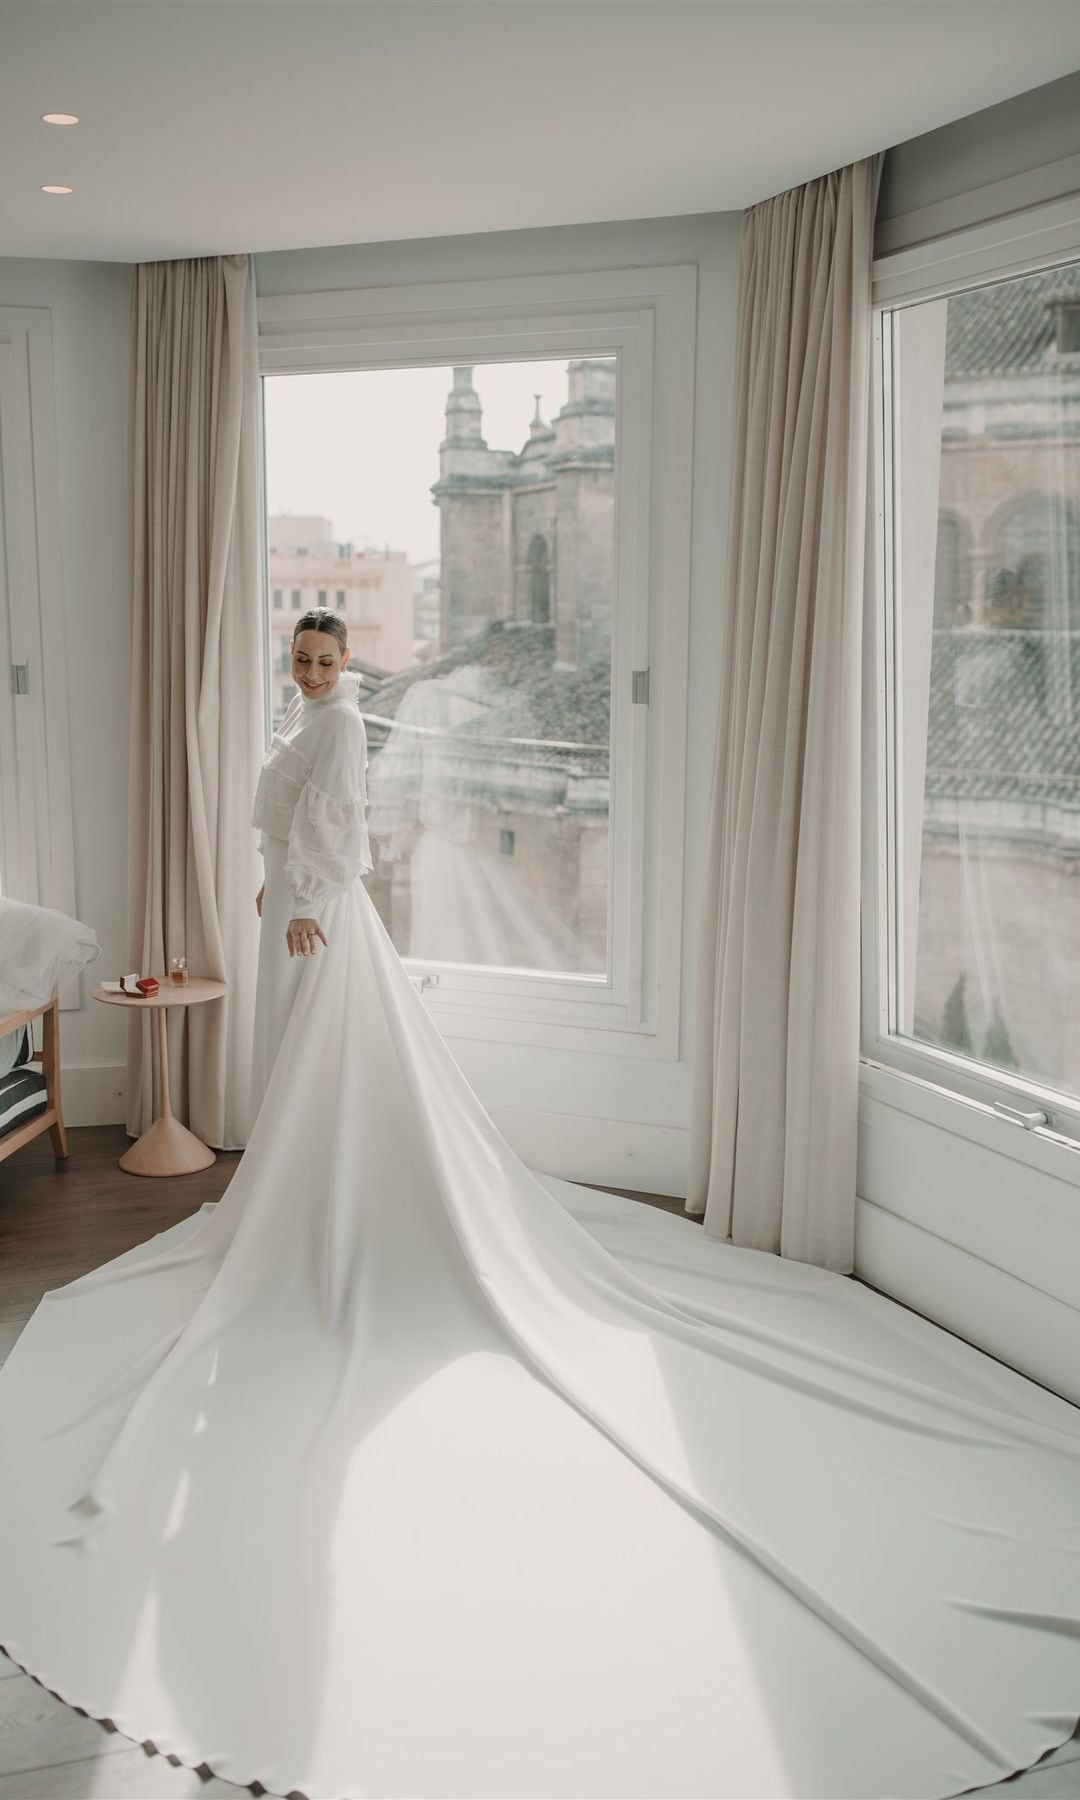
[[430, 359, 615, 668]]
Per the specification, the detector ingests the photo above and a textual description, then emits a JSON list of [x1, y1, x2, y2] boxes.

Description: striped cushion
[[0, 1066, 48, 1138], [0, 1024, 30, 1080]]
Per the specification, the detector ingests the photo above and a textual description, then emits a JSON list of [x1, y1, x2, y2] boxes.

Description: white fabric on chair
[[0, 896, 100, 1014]]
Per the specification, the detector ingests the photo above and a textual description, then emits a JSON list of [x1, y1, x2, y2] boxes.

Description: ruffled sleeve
[[285, 706, 373, 915]]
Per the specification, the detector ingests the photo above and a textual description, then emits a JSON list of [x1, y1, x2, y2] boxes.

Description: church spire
[[442, 365, 486, 448]]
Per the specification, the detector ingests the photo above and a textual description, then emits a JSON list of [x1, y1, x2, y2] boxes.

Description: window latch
[[992, 1100, 1050, 1131], [632, 669, 649, 704], [12, 663, 29, 696]]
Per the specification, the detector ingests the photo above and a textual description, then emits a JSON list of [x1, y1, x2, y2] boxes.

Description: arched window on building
[[988, 494, 1080, 630], [527, 534, 551, 624], [933, 511, 971, 626]]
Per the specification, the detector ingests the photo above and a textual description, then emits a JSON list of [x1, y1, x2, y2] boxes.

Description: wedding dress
[[1, 670, 1079, 1800]]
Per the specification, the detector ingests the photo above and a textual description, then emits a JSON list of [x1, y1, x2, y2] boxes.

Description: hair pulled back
[[293, 608, 348, 655]]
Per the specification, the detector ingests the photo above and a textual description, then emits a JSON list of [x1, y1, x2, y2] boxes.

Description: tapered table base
[[119, 1112, 217, 1176], [93, 979, 227, 1177]]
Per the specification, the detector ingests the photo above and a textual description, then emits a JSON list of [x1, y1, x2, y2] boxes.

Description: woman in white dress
[[248, 612, 374, 1126], [1, 609, 1080, 1800]]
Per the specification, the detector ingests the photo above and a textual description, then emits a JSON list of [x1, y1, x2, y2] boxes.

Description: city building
[[410, 559, 442, 658], [267, 514, 414, 723], [915, 264, 1080, 1091], [432, 360, 615, 666], [360, 361, 616, 969]]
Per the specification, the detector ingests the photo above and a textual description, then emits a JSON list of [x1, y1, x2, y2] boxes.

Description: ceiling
[[3, 0, 1080, 266]]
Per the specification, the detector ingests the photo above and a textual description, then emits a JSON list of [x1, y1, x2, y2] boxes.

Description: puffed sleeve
[[285, 707, 373, 916]]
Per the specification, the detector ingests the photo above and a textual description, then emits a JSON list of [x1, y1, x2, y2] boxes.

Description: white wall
[[0, 258, 132, 1124], [256, 211, 742, 1194], [861, 75, 1080, 1401], [877, 67, 1080, 254]]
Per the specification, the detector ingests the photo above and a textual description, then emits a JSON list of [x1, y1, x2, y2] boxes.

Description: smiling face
[[291, 628, 350, 700]]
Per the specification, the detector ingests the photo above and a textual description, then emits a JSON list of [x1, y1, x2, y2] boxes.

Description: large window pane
[[263, 359, 615, 978], [890, 263, 1080, 1097]]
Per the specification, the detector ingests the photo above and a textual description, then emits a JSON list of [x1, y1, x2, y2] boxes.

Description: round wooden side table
[[93, 977, 227, 1176]]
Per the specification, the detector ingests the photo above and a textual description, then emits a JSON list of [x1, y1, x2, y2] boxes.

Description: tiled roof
[[363, 620, 610, 760], [926, 629, 1080, 807], [945, 263, 1080, 377]]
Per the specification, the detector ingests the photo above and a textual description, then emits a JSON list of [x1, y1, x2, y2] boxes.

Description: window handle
[[992, 1100, 1050, 1131]]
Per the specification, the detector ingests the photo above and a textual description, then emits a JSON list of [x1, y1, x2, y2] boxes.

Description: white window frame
[[864, 191, 1080, 1169], [256, 263, 697, 1061]]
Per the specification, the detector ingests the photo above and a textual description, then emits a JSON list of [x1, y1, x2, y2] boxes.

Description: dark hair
[[293, 608, 348, 655]]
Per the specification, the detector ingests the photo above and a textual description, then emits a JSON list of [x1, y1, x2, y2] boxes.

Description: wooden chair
[[0, 996, 68, 1163]]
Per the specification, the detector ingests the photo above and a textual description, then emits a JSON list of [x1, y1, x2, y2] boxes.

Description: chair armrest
[[0, 998, 54, 1038]]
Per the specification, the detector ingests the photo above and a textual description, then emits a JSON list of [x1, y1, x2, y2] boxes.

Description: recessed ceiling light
[[41, 113, 79, 125], [41, 185, 73, 195]]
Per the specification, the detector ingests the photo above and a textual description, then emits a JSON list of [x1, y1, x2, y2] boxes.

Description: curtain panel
[[126, 253, 264, 1150], [688, 157, 881, 1272]]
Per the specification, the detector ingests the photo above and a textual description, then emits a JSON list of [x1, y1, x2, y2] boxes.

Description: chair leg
[[42, 998, 69, 1160]]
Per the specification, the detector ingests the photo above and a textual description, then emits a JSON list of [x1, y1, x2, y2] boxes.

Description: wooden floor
[[0, 1123, 694, 1374], [0, 1127, 243, 1374], [5, 1130, 1077, 1800]]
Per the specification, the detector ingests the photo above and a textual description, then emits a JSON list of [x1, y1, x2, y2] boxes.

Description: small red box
[[135, 977, 160, 997]]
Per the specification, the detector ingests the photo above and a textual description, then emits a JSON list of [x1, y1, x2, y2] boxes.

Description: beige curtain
[[687, 157, 880, 1272], [126, 254, 264, 1150]]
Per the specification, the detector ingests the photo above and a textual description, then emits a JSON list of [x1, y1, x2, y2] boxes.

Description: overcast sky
[[264, 359, 603, 567]]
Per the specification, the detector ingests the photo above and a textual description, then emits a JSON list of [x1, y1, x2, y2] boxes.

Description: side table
[[93, 977, 227, 1176]]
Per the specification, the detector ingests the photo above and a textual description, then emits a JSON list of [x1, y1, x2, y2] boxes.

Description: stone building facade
[[431, 360, 615, 669], [913, 264, 1080, 1094], [361, 360, 616, 972]]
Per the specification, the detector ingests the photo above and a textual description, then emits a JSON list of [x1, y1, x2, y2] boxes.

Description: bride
[[1, 608, 1079, 1800]]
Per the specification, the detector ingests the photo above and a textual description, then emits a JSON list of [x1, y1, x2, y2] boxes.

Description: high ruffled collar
[[299, 667, 363, 710]]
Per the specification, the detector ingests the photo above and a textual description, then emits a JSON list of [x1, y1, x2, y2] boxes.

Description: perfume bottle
[[169, 956, 189, 987]]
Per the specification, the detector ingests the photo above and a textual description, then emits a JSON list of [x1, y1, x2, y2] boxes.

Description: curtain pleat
[[687, 157, 880, 1272], [126, 254, 263, 1150]]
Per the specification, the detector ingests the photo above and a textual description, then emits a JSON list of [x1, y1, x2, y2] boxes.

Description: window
[[264, 358, 615, 980], [526, 534, 551, 624], [335, 588, 346, 606], [256, 263, 695, 1052], [291, 589, 302, 610], [272, 587, 284, 610], [869, 242, 1080, 1139]]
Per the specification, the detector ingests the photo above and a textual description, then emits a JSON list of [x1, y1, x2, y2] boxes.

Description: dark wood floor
[[0, 1127, 240, 1369], [0, 1124, 693, 1369]]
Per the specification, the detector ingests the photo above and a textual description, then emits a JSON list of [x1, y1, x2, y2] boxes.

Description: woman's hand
[[255, 884, 265, 918], [286, 916, 328, 958]]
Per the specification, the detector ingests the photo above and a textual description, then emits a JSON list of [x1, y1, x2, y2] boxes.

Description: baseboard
[[486, 1102, 689, 1200], [59, 1061, 127, 1127], [53, 1064, 689, 1196], [854, 1196, 1080, 1408]]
